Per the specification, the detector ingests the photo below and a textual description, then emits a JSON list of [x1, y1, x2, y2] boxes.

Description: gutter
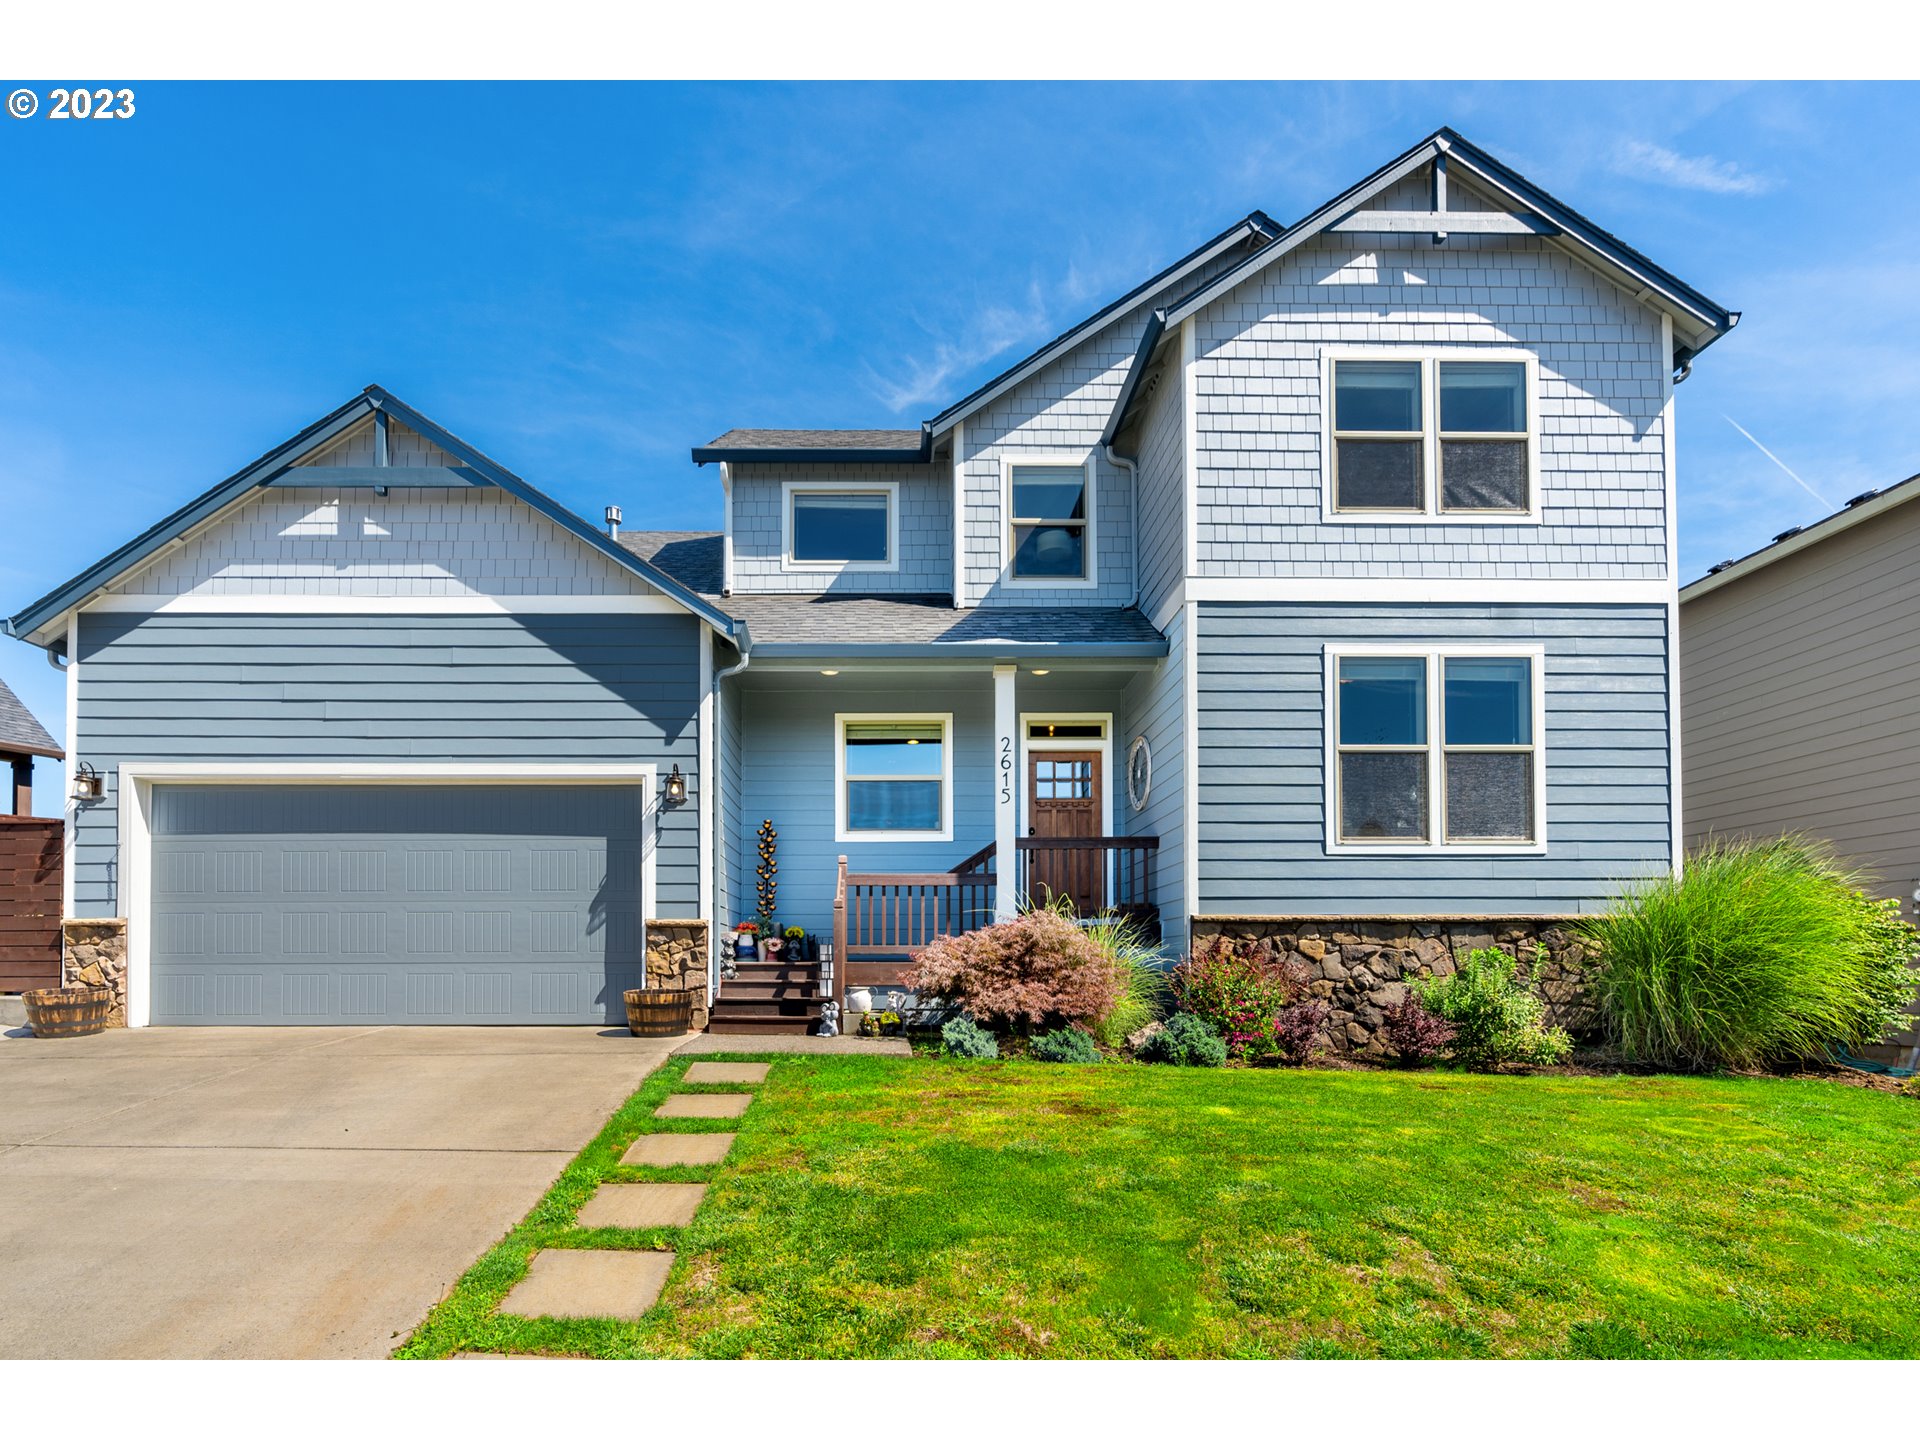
[[747, 640, 1170, 663]]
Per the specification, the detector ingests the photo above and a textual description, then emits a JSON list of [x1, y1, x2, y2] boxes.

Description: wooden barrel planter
[[624, 988, 692, 1038], [24, 986, 112, 1039]]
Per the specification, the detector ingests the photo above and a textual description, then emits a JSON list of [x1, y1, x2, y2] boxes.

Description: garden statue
[[817, 999, 840, 1038]]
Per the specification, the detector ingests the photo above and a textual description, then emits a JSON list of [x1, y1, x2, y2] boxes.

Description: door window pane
[[1336, 439, 1423, 510], [791, 491, 889, 563], [1338, 657, 1427, 745], [1444, 658, 1531, 745], [1445, 752, 1533, 840], [1440, 362, 1526, 433], [1340, 752, 1428, 841], [1335, 361, 1422, 432], [1440, 440, 1528, 511]]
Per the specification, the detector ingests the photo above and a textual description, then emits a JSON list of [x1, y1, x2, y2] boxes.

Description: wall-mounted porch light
[[662, 764, 687, 808], [72, 761, 105, 802]]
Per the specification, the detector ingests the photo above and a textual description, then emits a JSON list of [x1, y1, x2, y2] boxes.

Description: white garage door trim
[[117, 761, 658, 1028]]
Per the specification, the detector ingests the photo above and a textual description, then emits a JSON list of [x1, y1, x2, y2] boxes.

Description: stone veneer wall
[[62, 917, 129, 1028], [1188, 917, 1601, 1060], [646, 919, 710, 1030]]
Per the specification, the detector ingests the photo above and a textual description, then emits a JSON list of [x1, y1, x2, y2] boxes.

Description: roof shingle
[[0, 677, 62, 760]]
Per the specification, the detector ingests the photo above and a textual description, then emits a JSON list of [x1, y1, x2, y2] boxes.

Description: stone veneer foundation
[[62, 917, 130, 1029], [1188, 916, 1601, 1060], [645, 919, 711, 1031]]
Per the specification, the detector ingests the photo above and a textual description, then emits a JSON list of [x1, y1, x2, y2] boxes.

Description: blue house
[[3, 129, 1735, 1036]]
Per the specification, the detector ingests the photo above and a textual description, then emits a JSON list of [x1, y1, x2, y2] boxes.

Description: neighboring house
[[1681, 473, 1920, 1065], [3, 128, 1736, 1031], [0, 677, 62, 816]]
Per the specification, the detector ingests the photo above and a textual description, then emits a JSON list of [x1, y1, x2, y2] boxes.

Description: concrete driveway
[[0, 1023, 684, 1358]]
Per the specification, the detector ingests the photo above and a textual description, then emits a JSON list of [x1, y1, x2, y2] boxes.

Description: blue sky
[[3, 80, 1916, 811]]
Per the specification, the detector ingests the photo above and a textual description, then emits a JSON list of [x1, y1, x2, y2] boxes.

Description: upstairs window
[[783, 483, 896, 570], [1006, 461, 1092, 581], [1329, 354, 1537, 519], [1329, 647, 1543, 851], [836, 715, 951, 840]]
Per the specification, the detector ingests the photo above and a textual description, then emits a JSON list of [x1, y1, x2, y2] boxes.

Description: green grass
[[396, 1056, 1920, 1359]]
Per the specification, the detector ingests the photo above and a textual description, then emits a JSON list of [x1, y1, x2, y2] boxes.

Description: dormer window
[[1327, 351, 1539, 521], [1005, 458, 1095, 583], [782, 481, 898, 571]]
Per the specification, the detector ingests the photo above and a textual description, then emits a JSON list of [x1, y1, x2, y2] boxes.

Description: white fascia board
[[85, 594, 685, 615]]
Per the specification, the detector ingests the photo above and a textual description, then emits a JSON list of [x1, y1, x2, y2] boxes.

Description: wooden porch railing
[[829, 835, 1159, 1006]]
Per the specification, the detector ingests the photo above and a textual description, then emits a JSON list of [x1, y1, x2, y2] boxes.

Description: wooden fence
[[0, 817, 63, 993]]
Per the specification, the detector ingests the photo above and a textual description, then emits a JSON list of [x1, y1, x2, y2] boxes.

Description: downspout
[[1106, 443, 1140, 611], [709, 627, 751, 999]]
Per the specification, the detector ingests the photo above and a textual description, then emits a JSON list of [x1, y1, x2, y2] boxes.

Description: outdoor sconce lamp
[[662, 764, 688, 808], [72, 762, 104, 802]]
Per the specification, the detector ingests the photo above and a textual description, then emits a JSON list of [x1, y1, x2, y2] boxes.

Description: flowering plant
[[1173, 936, 1322, 1062], [733, 921, 759, 936]]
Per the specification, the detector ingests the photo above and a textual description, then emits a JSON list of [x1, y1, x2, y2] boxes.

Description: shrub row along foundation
[[1187, 917, 1601, 1059]]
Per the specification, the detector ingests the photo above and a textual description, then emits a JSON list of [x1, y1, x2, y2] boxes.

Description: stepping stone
[[683, 1062, 769, 1085], [498, 1249, 674, 1322], [577, 1182, 707, 1230], [655, 1092, 752, 1119], [622, 1132, 735, 1167]]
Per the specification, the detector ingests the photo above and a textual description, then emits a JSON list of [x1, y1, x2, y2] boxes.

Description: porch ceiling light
[[820, 669, 840, 676], [1030, 668, 1050, 676]]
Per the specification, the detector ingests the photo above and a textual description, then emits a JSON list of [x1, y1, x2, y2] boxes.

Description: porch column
[[993, 663, 1018, 920]]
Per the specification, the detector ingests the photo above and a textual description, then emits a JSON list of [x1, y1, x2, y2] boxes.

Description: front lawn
[[399, 1056, 1920, 1359]]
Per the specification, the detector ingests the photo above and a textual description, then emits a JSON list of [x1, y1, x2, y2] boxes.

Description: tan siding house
[[1681, 476, 1920, 1063]]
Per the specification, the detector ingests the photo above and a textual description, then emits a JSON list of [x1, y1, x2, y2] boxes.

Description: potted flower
[[783, 925, 808, 964], [761, 924, 784, 962], [733, 921, 759, 962]]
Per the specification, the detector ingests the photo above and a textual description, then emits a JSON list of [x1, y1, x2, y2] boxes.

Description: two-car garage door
[[148, 784, 646, 1025]]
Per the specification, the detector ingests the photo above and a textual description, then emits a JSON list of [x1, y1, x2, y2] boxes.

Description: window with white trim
[[836, 715, 951, 840], [783, 483, 896, 569], [1330, 355, 1535, 517], [1329, 648, 1542, 849], [1006, 462, 1092, 580]]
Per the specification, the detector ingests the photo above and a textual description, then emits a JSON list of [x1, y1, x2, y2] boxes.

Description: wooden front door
[[1027, 750, 1103, 912]]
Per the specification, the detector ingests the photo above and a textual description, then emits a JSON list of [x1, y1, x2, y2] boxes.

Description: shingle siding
[[727, 462, 952, 596], [1189, 225, 1670, 580], [104, 486, 655, 599], [1133, 358, 1186, 622], [71, 611, 704, 917], [1195, 602, 1671, 916]]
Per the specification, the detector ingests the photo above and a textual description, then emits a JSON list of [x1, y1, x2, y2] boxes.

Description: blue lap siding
[[1195, 602, 1672, 916], [71, 611, 704, 917]]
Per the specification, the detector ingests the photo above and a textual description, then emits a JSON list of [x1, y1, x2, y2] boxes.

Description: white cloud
[[861, 280, 1059, 415], [1613, 138, 1776, 196]]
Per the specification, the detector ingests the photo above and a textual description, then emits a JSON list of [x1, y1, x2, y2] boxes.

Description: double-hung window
[[783, 482, 897, 570], [1329, 647, 1544, 850], [1328, 352, 1537, 518], [836, 715, 952, 841], [1005, 460, 1093, 582]]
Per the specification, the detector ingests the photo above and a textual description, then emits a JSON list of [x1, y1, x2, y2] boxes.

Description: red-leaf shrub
[[1381, 990, 1454, 1067], [906, 908, 1122, 1031], [1173, 936, 1315, 1061]]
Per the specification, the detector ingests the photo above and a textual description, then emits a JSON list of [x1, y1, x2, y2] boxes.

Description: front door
[[1027, 751, 1102, 912]]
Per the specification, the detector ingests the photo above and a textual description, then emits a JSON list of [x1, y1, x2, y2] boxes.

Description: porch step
[[725, 963, 817, 984], [709, 999, 822, 1019], [716, 981, 820, 1002], [706, 1012, 821, 1035]]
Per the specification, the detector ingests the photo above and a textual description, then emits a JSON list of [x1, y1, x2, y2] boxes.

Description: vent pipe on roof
[[604, 504, 622, 539]]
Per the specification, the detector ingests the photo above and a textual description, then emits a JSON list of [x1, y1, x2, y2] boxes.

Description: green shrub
[[1077, 907, 1171, 1049], [1582, 836, 1920, 1071], [1415, 947, 1571, 1070], [1173, 935, 1307, 1061], [1138, 1012, 1228, 1067], [941, 1016, 1000, 1060], [1029, 1027, 1101, 1064]]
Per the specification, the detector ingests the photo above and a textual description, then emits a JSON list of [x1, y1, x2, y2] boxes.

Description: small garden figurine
[[817, 999, 840, 1038], [733, 920, 759, 962]]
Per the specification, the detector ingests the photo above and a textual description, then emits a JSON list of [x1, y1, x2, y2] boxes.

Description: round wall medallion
[[1126, 735, 1152, 811]]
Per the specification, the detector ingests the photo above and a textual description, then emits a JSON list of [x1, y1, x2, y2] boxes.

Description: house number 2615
[[998, 736, 1014, 805]]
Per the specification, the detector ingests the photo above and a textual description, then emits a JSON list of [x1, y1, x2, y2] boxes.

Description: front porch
[[711, 654, 1173, 1033]]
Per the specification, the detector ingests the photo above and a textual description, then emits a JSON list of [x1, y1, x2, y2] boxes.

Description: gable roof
[[1681, 471, 1920, 602], [690, 210, 1280, 466], [693, 428, 929, 466], [0, 677, 61, 761], [1104, 128, 1740, 449], [4, 387, 745, 647]]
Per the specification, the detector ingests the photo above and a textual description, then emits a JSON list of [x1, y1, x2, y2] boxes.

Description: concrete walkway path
[[0, 1025, 684, 1358]]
